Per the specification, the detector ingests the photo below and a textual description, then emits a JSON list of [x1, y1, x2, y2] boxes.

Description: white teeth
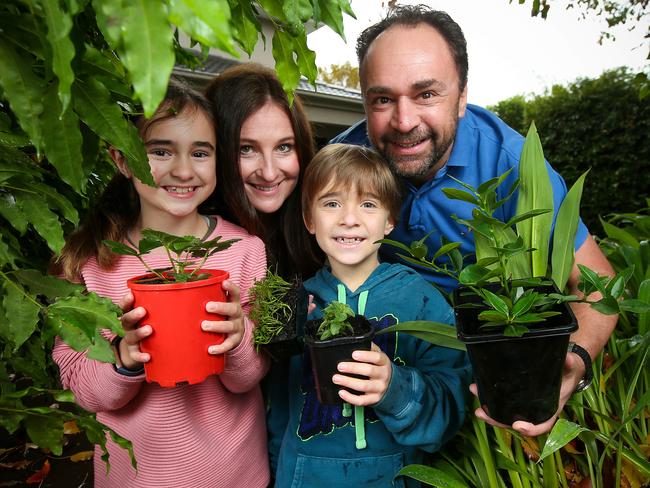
[[166, 186, 194, 194], [253, 184, 278, 191], [336, 237, 361, 244], [396, 141, 422, 148]]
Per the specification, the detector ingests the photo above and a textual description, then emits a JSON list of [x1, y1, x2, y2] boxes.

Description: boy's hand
[[116, 291, 151, 369], [203, 280, 244, 355], [333, 343, 392, 406]]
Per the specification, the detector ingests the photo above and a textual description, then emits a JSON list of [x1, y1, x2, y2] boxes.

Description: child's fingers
[[206, 300, 241, 319], [335, 383, 382, 407], [221, 280, 240, 303], [201, 319, 239, 335], [120, 306, 146, 331], [208, 333, 243, 355], [117, 291, 134, 312]]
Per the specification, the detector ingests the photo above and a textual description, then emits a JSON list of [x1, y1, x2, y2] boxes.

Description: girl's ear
[[109, 148, 132, 178]]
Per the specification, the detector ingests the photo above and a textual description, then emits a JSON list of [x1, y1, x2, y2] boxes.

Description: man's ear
[[458, 84, 468, 119], [109, 148, 131, 178]]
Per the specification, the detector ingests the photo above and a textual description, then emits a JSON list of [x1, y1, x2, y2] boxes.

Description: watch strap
[[568, 342, 593, 392]]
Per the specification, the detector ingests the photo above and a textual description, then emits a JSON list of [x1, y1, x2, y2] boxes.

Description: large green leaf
[[317, 0, 347, 39], [2, 280, 40, 350], [120, 0, 175, 117], [40, 83, 86, 194], [540, 418, 588, 461], [41, 0, 76, 113], [0, 192, 29, 234], [31, 181, 79, 225], [13, 269, 83, 298], [72, 77, 153, 185], [45, 293, 123, 351], [24, 411, 66, 456], [0, 38, 45, 152], [600, 217, 640, 249], [228, 0, 261, 55], [377, 321, 466, 351], [551, 171, 587, 291], [516, 122, 553, 277], [170, 0, 236, 55], [14, 190, 65, 253], [292, 32, 317, 85], [81, 46, 126, 79], [396, 464, 467, 488], [272, 30, 300, 104]]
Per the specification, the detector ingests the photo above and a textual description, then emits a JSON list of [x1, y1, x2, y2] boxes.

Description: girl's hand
[[116, 291, 151, 370], [203, 280, 245, 355], [333, 343, 392, 406]]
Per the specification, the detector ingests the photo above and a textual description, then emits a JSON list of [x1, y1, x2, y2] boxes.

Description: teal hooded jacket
[[268, 263, 471, 487]]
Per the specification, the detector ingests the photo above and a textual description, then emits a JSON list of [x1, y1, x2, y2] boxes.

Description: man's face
[[361, 24, 467, 184]]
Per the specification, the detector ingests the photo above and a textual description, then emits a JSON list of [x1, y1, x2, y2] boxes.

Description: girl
[[204, 63, 323, 280], [54, 80, 270, 487]]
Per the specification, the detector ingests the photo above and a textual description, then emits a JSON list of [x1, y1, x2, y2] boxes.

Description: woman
[[205, 63, 323, 279]]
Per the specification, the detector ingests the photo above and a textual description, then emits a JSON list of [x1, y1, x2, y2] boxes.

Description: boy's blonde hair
[[302, 144, 402, 226]]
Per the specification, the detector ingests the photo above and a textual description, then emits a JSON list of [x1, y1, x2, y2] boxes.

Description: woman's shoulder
[[211, 216, 265, 252]]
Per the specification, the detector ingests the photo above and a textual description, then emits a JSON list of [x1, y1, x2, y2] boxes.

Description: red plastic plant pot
[[126, 269, 229, 387]]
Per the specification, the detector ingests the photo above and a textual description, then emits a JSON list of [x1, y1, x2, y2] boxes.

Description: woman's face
[[238, 101, 300, 214]]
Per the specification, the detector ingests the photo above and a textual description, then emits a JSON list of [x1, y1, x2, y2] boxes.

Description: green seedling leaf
[[378, 321, 466, 351], [504, 323, 530, 337], [540, 419, 588, 461], [376, 238, 412, 254], [512, 292, 538, 317], [103, 240, 139, 256], [552, 170, 588, 290], [479, 289, 510, 316], [433, 242, 461, 260], [442, 188, 479, 205], [516, 121, 553, 278], [505, 208, 552, 227], [478, 310, 508, 323], [458, 264, 491, 285]]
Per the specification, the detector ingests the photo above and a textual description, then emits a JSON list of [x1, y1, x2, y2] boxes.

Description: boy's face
[[305, 179, 394, 282]]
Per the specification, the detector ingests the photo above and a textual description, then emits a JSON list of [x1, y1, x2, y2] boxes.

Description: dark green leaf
[[540, 419, 588, 461], [441, 188, 479, 205], [24, 412, 65, 455], [13, 269, 82, 298], [2, 280, 40, 349], [272, 30, 300, 104], [396, 464, 467, 488], [41, 0, 75, 113]]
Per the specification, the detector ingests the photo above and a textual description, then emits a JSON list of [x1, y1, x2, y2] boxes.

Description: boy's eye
[[323, 201, 340, 208], [361, 201, 378, 209]]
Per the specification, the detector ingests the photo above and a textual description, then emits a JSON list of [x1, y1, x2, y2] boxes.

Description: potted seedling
[[249, 269, 307, 361], [305, 301, 375, 405], [103, 229, 240, 387], [381, 123, 647, 425]]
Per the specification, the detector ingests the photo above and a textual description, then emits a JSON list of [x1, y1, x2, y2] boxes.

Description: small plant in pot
[[381, 123, 648, 425], [249, 269, 307, 361], [103, 229, 240, 387], [305, 301, 375, 405]]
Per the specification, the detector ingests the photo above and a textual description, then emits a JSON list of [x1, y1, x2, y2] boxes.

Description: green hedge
[[490, 68, 650, 233]]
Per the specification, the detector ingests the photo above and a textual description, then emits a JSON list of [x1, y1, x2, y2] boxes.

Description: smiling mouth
[[391, 137, 428, 149], [164, 186, 196, 194], [336, 237, 363, 244], [250, 182, 282, 192]]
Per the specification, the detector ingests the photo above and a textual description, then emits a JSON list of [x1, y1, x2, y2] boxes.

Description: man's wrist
[[568, 342, 592, 392]]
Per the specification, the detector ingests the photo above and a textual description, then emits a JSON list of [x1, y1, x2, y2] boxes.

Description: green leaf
[[479, 289, 510, 316], [0, 192, 29, 234], [41, 0, 76, 113], [433, 242, 461, 260], [600, 216, 640, 249], [2, 280, 40, 349], [40, 82, 86, 194], [31, 181, 79, 225], [87, 329, 117, 362], [552, 170, 587, 291], [618, 299, 650, 314], [396, 464, 467, 488], [168, 0, 236, 55], [458, 264, 491, 285], [505, 208, 551, 227], [72, 77, 152, 185], [317, 0, 347, 39], [503, 323, 530, 337], [292, 32, 317, 85], [24, 412, 65, 455], [377, 238, 413, 255], [103, 240, 140, 256], [540, 418, 588, 461], [377, 321, 466, 351], [590, 296, 620, 315], [272, 30, 300, 104], [14, 190, 65, 253], [0, 38, 45, 152], [13, 269, 83, 298], [121, 0, 176, 117], [228, 0, 261, 55], [441, 188, 479, 205], [516, 121, 553, 277], [477, 310, 508, 323]]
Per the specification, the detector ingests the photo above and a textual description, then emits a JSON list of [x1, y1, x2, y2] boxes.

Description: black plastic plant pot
[[261, 283, 308, 362], [305, 315, 375, 405], [454, 285, 578, 425]]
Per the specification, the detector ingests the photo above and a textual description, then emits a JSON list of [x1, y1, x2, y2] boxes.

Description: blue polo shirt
[[331, 104, 588, 292]]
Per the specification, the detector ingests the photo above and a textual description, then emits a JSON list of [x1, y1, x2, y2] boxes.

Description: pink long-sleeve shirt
[[53, 217, 270, 488]]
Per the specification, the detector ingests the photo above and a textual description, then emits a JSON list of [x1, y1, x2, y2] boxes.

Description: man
[[332, 5, 616, 436]]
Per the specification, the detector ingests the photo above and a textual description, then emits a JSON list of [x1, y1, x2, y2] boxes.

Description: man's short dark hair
[[356, 4, 468, 91]]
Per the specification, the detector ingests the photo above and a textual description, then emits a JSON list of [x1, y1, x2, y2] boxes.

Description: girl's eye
[[193, 151, 210, 158], [149, 149, 170, 157]]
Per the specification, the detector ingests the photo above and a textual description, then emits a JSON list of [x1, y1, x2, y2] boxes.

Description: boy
[[269, 144, 471, 487]]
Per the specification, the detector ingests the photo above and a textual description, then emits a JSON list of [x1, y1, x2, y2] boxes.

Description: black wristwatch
[[568, 342, 593, 392]]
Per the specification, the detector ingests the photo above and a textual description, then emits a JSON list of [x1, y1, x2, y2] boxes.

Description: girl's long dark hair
[[57, 79, 214, 281], [205, 63, 323, 279]]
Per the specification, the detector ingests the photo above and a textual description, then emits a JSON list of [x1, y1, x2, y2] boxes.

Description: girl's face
[[238, 101, 300, 214], [121, 107, 217, 230]]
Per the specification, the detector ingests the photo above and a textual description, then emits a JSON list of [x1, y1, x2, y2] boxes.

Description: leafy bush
[[490, 68, 650, 232]]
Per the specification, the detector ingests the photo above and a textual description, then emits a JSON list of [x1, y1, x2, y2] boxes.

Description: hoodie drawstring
[[336, 284, 368, 450]]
